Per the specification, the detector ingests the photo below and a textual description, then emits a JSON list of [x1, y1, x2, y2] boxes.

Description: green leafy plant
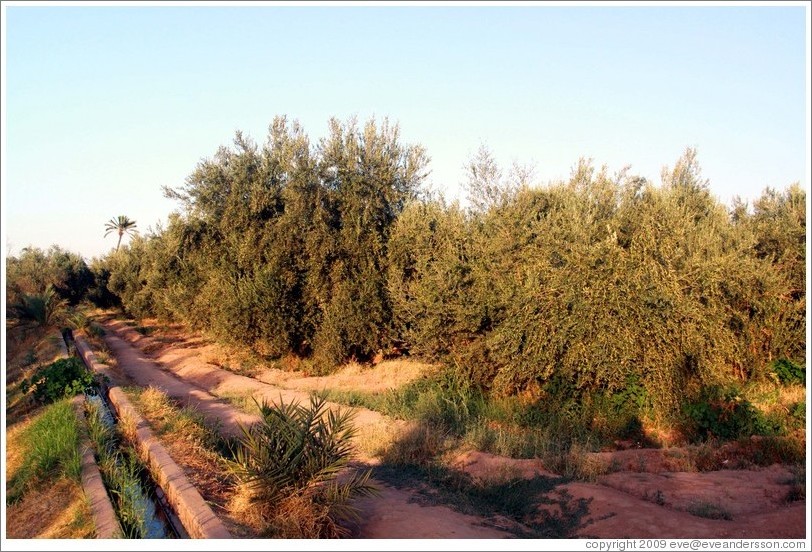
[[382, 367, 485, 434], [227, 393, 377, 537], [684, 385, 780, 441], [20, 357, 94, 404], [790, 401, 805, 424], [133, 325, 153, 336], [66, 310, 91, 331], [771, 358, 805, 385], [87, 322, 106, 339]]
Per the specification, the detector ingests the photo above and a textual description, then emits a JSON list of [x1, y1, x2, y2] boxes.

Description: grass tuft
[[7, 398, 82, 503], [686, 501, 733, 520]]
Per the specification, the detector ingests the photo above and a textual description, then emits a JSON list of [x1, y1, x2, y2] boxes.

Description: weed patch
[[686, 501, 732, 520], [20, 357, 94, 404]]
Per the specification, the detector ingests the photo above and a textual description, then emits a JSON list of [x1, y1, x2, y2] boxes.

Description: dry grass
[[93, 347, 116, 366], [353, 419, 406, 460], [640, 417, 688, 448], [255, 358, 438, 400], [5, 325, 61, 380], [747, 381, 806, 417], [5, 418, 35, 489], [227, 483, 346, 538], [117, 410, 139, 443], [6, 478, 94, 538], [125, 386, 253, 537], [553, 444, 614, 482]]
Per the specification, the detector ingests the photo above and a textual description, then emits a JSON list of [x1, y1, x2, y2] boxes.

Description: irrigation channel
[[66, 330, 187, 539]]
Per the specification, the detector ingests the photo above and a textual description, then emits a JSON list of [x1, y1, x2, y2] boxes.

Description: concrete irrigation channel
[[73, 333, 231, 539], [52, 330, 121, 539], [72, 394, 123, 538]]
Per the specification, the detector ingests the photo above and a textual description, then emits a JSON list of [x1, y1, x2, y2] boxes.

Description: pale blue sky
[[2, 4, 809, 259]]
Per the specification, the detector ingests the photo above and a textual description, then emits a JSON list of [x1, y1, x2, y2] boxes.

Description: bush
[[6, 246, 93, 306], [227, 393, 377, 537], [684, 385, 781, 441], [21, 357, 94, 403], [771, 358, 805, 385]]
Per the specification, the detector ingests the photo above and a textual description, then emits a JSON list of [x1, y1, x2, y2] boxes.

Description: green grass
[[323, 389, 389, 411], [7, 398, 82, 503], [85, 396, 169, 538], [330, 369, 612, 468], [219, 390, 263, 416], [88, 322, 106, 339]]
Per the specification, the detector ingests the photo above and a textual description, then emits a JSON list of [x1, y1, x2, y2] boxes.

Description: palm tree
[[104, 215, 138, 251]]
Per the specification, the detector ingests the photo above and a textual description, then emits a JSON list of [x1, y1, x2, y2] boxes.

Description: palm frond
[[226, 392, 377, 537]]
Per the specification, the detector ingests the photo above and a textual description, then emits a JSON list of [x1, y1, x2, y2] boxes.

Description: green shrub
[[21, 357, 94, 403], [771, 358, 805, 385], [87, 322, 106, 339], [227, 393, 377, 537], [686, 501, 732, 520], [684, 385, 781, 441], [133, 325, 153, 336]]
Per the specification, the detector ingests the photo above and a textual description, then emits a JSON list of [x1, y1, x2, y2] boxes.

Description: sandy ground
[[95, 317, 807, 539]]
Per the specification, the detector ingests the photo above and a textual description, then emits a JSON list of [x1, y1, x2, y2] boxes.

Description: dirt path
[[97, 318, 807, 539], [97, 321, 511, 539]]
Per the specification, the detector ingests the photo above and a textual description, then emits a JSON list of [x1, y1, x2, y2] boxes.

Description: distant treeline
[[7, 116, 805, 417]]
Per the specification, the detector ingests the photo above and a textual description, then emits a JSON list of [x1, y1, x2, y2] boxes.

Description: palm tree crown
[[104, 215, 138, 251]]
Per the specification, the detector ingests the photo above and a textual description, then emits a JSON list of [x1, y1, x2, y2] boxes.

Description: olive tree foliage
[[730, 183, 806, 363], [387, 200, 475, 358], [105, 116, 428, 368], [95, 125, 802, 415], [388, 147, 804, 417], [6, 245, 94, 306], [311, 118, 429, 366]]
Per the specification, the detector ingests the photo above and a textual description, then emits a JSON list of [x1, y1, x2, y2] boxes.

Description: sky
[[2, 2, 809, 260]]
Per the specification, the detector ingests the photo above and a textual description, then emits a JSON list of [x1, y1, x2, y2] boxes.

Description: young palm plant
[[8, 286, 66, 327], [227, 393, 377, 538]]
